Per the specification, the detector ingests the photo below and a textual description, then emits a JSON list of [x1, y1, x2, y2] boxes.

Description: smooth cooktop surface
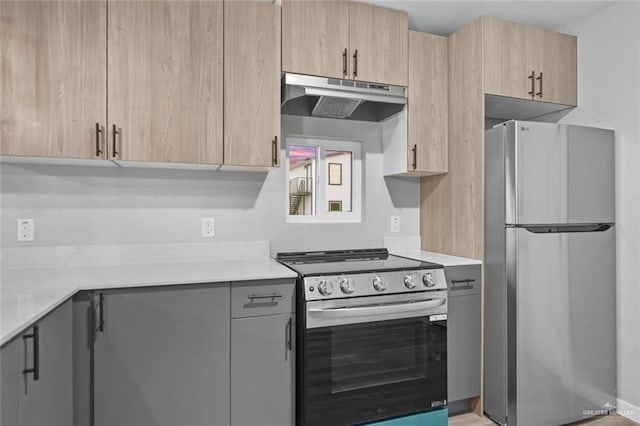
[[276, 248, 442, 276]]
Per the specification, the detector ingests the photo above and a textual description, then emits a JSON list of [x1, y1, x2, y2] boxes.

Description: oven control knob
[[372, 276, 387, 292], [340, 278, 356, 294], [403, 274, 416, 289], [318, 280, 334, 296], [423, 272, 436, 287]]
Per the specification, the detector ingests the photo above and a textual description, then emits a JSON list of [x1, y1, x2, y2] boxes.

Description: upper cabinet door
[[224, 0, 281, 167], [483, 16, 576, 106], [408, 31, 448, 174], [483, 17, 541, 100], [541, 30, 577, 106], [282, 0, 349, 79], [108, 1, 223, 164], [0, 1, 106, 159], [349, 2, 408, 86]]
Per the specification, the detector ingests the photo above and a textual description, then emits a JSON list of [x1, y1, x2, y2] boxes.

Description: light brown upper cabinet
[[483, 16, 577, 105], [349, 2, 408, 86], [108, 1, 223, 164], [541, 30, 577, 105], [383, 31, 446, 177], [408, 31, 448, 174], [282, 0, 349, 80], [224, 0, 281, 167], [0, 1, 106, 159], [282, 0, 408, 86], [483, 17, 541, 101]]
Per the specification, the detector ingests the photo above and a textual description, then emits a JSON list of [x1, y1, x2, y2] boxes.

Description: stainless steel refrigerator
[[484, 120, 616, 426]]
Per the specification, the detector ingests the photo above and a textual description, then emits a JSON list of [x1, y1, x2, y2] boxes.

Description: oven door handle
[[308, 298, 446, 319]]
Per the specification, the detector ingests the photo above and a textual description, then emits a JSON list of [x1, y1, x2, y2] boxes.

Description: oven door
[[302, 292, 447, 426]]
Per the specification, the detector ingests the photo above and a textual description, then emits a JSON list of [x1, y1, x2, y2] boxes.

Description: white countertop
[[392, 250, 482, 267], [1, 258, 297, 346]]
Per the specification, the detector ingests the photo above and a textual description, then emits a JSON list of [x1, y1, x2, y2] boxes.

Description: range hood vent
[[281, 73, 407, 122]]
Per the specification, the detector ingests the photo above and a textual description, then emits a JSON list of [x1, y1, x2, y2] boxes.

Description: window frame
[[285, 136, 362, 224]]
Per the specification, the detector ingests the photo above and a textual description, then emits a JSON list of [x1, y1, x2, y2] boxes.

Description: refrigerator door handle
[[521, 224, 612, 234]]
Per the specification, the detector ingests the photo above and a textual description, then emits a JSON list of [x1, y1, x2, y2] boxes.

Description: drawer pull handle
[[451, 279, 476, 289], [248, 293, 283, 301]]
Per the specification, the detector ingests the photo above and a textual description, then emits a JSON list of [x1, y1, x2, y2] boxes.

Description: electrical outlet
[[17, 219, 34, 242], [390, 216, 400, 233], [202, 217, 215, 238]]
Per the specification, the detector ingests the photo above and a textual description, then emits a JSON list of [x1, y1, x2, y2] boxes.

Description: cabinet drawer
[[231, 279, 295, 318], [445, 265, 481, 296]]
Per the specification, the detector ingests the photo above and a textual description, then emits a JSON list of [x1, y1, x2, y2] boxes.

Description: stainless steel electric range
[[276, 248, 448, 426]]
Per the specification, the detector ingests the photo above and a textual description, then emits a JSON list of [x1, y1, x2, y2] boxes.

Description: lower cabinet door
[[1, 329, 20, 426], [447, 293, 482, 402], [231, 314, 295, 426], [17, 300, 73, 426], [94, 284, 231, 426]]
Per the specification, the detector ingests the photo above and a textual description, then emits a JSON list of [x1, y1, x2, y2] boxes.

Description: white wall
[[558, 1, 640, 418], [0, 115, 420, 256]]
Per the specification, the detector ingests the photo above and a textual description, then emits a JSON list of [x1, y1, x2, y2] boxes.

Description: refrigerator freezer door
[[510, 226, 616, 426], [506, 122, 614, 225]]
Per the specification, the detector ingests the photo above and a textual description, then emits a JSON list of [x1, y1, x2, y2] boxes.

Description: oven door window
[[304, 317, 447, 426]]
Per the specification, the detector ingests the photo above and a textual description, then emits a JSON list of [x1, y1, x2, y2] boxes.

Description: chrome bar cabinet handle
[[248, 293, 283, 301]]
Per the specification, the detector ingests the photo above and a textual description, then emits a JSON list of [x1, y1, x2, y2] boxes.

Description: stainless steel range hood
[[281, 73, 407, 122]]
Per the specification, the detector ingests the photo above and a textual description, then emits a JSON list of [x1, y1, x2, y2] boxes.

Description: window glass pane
[[325, 150, 352, 213], [288, 145, 316, 216]]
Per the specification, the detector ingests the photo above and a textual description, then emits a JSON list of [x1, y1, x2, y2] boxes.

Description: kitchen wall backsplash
[[0, 115, 419, 256]]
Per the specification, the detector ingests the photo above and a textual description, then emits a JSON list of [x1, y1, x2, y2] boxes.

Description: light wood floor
[[449, 412, 638, 425]]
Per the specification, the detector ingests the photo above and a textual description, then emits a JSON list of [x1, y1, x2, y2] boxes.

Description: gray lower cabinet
[[1, 300, 73, 426], [446, 264, 482, 403], [93, 284, 231, 426], [1, 330, 19, 426], [230, 279, 296, 426]]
